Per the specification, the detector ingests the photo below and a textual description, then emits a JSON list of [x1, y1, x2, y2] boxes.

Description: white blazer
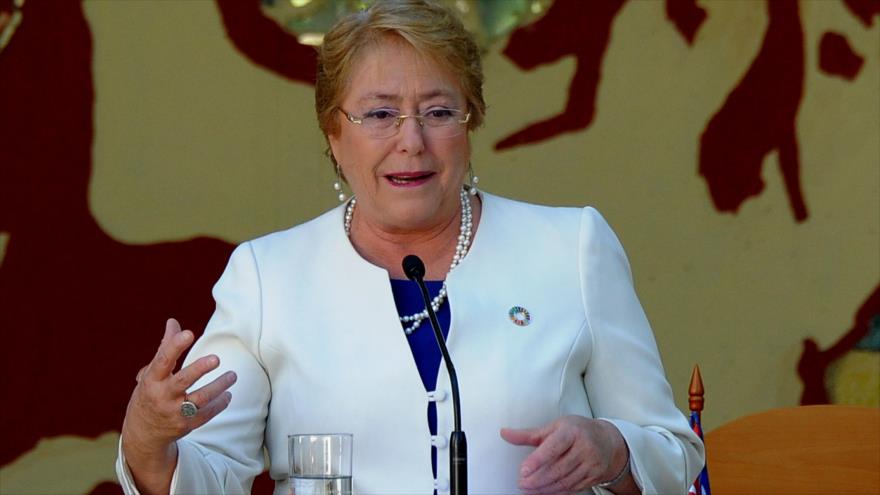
[[117, 192, 704, 494]]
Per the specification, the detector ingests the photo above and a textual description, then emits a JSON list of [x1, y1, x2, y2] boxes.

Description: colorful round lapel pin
[[508, 306, 531, 327]]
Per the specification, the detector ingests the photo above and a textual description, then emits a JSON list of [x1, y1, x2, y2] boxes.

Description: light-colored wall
[[2, 0, 876, 493], [89, 0, 879, 426]]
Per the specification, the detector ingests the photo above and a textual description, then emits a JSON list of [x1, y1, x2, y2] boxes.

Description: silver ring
[[180, 399, 198, 418]]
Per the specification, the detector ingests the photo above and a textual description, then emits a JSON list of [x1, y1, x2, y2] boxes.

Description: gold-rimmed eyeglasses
[[338, 107, 470, 139]]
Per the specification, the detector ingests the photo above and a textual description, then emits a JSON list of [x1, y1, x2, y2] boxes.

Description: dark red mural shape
[[819, 32, 865, 80], [494, 0, 627, 150], [0, 0, 232, 486], [90, 482, 124, 495], [798, 284, 880, 405], [699, 0, 808, 222], [215, 0, 317, 85], [665, 0, 708, 45], [494, 0, 706, 151], [843, 0, 880, 27]]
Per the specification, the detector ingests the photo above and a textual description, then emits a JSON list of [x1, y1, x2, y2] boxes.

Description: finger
[[162, 317, 179, 343], [566, 462, 599, 493], [187, 390, 233, 429], [519, 425, 575, 479], [172, 354, 222, 394], [521, 445, 588, 493], [537, 462, 595, 495], [135, 365, 148, 383], [145, 319, 193, 381], [183, 369, 237, 408], [500, 426, 546, 447]]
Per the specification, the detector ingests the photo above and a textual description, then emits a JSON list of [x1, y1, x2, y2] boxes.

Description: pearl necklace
[[344, 188, 474, 335]]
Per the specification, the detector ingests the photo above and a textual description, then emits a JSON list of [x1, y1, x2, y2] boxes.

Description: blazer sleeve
[[116, 242, 270, 494], [578, 207, 705, 495]]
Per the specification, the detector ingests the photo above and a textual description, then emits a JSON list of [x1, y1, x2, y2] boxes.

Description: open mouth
[[385, 171, 435, 186]]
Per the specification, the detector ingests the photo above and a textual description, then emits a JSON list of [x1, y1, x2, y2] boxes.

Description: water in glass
[[291, 475, 352, 495]]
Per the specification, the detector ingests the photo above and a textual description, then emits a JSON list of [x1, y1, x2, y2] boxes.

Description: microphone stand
[[403, 255, 467, 495]]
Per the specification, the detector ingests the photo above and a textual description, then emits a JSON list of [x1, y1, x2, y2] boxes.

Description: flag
[[688, 410, 711, 495]]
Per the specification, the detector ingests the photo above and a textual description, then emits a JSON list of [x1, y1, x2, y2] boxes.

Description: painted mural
[[0, 0, 877, 493]]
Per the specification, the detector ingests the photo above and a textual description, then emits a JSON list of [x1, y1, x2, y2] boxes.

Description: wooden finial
[[689, 364, 705, 413]]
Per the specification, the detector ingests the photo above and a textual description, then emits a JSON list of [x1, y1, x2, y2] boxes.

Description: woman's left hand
[[500, 415, 636, 494]]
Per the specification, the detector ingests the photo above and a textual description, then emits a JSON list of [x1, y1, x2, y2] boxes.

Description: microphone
[[402, 255, 467, 495]]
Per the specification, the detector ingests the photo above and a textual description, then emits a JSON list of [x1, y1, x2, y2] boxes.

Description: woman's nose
[[395, 115, 425, 154]]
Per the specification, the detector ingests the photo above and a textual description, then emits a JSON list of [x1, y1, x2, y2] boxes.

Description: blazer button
[[433, 477, 450, 491], [427, 389, 448, 402], [430, 435, 448, 449]]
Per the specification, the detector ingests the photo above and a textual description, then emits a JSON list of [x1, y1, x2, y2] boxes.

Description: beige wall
[[3, 0, 876, 492], [89, 0, 879, 426]]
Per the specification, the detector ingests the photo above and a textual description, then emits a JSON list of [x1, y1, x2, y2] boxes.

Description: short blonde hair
[[315, 0, 486, 145]]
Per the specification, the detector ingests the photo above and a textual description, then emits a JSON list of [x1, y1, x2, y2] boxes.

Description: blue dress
[[389, 278, 450, 481]]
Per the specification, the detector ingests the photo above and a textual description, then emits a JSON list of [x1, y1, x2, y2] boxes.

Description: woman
[[117, 1, 704, 493]]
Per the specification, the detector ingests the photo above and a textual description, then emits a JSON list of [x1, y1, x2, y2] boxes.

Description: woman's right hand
[[120, 318, 237, 495]]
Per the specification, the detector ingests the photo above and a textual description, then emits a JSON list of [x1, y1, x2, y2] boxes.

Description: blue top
[[389, 278, 450, 481]]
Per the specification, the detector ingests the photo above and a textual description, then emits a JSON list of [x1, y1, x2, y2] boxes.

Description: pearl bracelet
[[595, 452, 631, 489]]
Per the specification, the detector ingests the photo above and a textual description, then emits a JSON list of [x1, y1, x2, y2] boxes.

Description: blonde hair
[[315, 0, 485, 150]]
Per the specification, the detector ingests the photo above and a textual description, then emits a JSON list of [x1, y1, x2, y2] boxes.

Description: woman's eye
[[426, 108, 454, 118], [365, 109, 396, 120]]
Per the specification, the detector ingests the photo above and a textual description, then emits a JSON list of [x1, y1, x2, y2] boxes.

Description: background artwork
[[0, 0, 877, 493], [0, 2, 235, 492]]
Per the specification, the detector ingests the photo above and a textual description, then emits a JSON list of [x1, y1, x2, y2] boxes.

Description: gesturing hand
[[500, 415, 634, 495], [121, 318, 237, 494]]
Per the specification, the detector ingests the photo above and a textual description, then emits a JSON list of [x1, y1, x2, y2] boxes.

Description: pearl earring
[[333, 164, 345, 202], [467, 163, 480, 196]]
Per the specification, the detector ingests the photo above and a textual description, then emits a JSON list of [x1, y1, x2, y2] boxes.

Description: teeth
[[389, 175, 425, 184]]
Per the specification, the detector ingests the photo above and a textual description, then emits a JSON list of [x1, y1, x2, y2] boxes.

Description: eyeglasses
[[338, 107, 471, 139]]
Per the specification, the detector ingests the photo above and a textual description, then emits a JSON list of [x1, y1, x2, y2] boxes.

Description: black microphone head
[[402, 255, 426, 281]]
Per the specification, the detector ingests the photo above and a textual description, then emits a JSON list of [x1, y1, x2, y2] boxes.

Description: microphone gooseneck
[[402, 254, 467, 495]]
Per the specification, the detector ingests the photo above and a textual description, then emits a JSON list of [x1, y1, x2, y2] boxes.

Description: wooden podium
[[691, 366, 880, 494]]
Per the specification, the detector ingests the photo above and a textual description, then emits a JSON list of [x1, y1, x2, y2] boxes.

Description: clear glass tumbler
[[288, 433, 353, 495]]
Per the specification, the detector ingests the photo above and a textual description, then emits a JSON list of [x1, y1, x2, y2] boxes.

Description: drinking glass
[[289, 433, 353, 495]]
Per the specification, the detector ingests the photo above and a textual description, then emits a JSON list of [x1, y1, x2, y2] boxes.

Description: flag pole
[[688, 364, 711, 495], [689, 364, 705, 417]]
